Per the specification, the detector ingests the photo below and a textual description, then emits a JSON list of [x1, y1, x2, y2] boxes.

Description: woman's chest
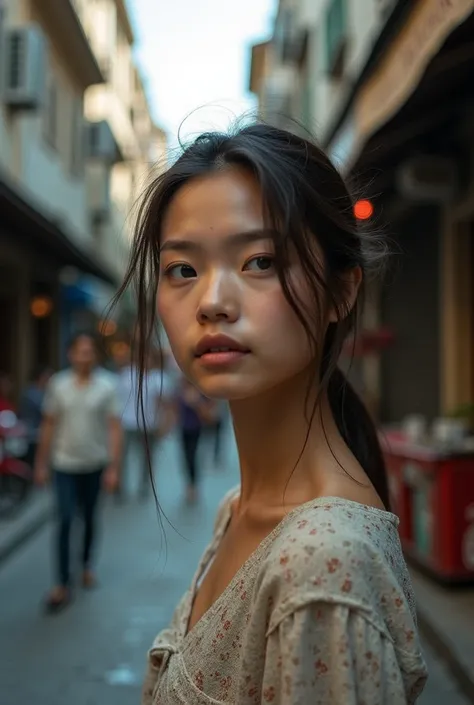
[[187, 523, 273, 634], [158, 589, 268, 705]]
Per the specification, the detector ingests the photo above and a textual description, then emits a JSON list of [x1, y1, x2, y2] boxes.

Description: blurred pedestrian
[[205, 400, 227, 468], [34, 333, 122, 613], [19, 366, 53, 468], [117, 349, 176, 500], [178, 378, 216, 504]]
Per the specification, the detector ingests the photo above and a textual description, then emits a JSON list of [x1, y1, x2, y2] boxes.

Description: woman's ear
[[328, 266, 363, 323]]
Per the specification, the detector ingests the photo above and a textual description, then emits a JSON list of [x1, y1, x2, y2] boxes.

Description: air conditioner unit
[[2, 26, 47, 110], [85, 120, 121, 163], [396, 155, 458, 203]]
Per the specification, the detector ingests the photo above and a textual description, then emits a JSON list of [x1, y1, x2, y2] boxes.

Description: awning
[[39, 0, 104, 88], [326, 0, 474, 170], [0, 172, 117, 286], [354, 7, 474, 175], [355, 0, 474, 144]]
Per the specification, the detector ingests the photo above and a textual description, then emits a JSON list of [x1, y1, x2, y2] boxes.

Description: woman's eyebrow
[[159, 229, 273, 253]]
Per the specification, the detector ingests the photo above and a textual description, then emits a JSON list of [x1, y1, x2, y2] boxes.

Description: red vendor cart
[[381, 430, 474, 583]]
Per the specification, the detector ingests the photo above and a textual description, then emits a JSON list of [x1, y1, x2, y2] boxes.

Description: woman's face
[[157, 166, 318, 400]]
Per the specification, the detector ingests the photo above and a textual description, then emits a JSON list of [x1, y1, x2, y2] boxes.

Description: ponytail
[[327, 367, 390, 510]]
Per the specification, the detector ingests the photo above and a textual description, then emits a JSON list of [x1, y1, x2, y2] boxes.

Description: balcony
[[36, 0, 104, 88]]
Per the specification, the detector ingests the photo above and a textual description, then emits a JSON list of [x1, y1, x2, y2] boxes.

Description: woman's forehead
[[161, 168, 264, 242]]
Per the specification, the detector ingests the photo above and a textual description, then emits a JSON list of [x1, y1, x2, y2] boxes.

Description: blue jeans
[[54, 468, 103, 587]]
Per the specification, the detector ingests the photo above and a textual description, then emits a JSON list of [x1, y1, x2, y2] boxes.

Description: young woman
[[119, 124, 428, 703]]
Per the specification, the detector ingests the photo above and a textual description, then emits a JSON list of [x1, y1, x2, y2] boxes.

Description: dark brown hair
[[116, 122, 390, 508]]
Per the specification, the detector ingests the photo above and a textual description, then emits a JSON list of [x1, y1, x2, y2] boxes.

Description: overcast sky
[[130, 0, 275, 148]]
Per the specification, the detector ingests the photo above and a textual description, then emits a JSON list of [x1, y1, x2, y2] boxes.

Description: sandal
[[44, 587, 72, 614], [82, 570, 97, 590]]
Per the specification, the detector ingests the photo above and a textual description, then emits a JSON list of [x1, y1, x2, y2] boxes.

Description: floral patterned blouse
[[143, 487, 428, 704]]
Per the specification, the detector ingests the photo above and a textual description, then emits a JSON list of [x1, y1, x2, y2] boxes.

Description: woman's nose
[[196, 273, 240, 324]]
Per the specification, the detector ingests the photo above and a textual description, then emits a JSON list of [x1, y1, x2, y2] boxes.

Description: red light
[[354, 199, 374, 220]]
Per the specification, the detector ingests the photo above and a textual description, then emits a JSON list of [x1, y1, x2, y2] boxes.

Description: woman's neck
[[229, 369, 348, 515]]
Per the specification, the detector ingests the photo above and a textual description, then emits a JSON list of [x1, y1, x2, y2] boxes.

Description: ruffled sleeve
[[141, 596, 186, 705], [142, 486, 239, 704], [261, 602, 427, 704]]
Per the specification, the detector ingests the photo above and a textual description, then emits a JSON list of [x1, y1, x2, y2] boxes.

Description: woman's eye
[[243, 255, 275, 273], [165, 263, 197, 280]]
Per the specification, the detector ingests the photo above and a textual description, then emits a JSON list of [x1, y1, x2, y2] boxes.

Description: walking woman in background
[[178, 377, 216, 504], [118, 123, 428, 703], [117, 348, 175, 501]]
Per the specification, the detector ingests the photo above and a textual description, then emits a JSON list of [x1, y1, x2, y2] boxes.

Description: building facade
[[250, 0, 474, 425], [0, 0, 166, 397]]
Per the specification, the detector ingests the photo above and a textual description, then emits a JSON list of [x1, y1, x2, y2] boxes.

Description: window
[[325, 0, 347, 79], [44, 79, 58, 149], [70, 97, 84, 177]]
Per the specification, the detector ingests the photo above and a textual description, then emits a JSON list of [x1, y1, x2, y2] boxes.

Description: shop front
[[0, 171, 116, 401], [327, 0, 474, 424]]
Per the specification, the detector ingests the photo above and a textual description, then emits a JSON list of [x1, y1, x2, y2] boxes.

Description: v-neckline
[[182, 492, 397, 642]]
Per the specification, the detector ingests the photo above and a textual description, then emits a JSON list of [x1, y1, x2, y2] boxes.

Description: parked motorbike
[[0, 410, 32, 515]]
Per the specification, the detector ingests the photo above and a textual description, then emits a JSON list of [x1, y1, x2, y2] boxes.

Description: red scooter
[[0, 411, 32, 515]]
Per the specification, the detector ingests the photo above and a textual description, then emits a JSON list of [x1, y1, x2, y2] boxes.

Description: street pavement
[[0, 426, 470, 704]]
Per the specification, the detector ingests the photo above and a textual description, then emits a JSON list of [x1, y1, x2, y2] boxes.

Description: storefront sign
[[356, 0, 474, 140]]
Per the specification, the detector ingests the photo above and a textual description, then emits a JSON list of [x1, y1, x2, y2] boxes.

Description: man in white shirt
[[35, 333, 122, 612], [117, 350, 176, 500]]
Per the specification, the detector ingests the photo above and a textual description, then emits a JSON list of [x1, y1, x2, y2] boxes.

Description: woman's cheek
[[252, 289, 295, 336]]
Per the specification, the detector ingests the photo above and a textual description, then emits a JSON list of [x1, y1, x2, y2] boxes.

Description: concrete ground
[[0, 428, 471, 703]]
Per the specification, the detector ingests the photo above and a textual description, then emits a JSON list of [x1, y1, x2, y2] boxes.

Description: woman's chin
[[191, 373, 277, 402], [189, 375, 257, 401]]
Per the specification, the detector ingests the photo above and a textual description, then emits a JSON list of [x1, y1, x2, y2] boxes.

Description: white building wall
[[268, 0, 392, 143], [1, 0, 166, 288], [79, 0, 166, 283], [0, 0, 94, 248], [311, 0, 385, 141], [19, 114, 90, 243]]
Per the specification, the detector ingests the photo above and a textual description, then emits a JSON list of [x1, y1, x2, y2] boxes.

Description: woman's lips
[[197, 350, 249, 367], [194, 334, 250, 367]]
